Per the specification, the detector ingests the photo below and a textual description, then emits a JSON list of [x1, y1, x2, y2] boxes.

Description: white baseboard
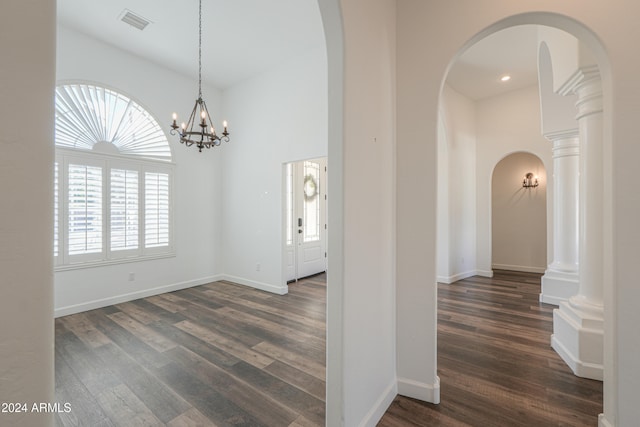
[[540, 270, 579, 305], [358, 380, 397, 427], [438, 269, 494, 284], [476, 269, 494, 278], [598, 414, 614, 427], [492, 264, 546, 274], [551, 333, 603, 381], [55, 274, 224, 317], [221, 275, 289, 295], [540, 294, 565, 306], [397, 376, 440, 404], [437, 270, 476, 284]]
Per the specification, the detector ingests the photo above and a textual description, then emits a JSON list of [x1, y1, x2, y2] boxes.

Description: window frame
[[55, 147, 175, 271]]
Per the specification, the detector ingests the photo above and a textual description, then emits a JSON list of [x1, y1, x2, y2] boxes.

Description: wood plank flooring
[[56, 270, 603, 427], [378, 270, 603, 427], [55, 274, 327, 427]]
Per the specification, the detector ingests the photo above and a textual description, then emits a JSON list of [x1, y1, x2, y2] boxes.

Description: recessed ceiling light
[[500, 75, 511, 82]]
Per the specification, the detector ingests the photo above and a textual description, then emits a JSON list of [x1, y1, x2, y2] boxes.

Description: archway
[[432, 14, 613, 424], [394, 9, 614, 425], [491, 152, 547, 273]]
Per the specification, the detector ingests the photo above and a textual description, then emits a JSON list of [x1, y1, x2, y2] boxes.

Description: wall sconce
[[522, 172, 539, 188]]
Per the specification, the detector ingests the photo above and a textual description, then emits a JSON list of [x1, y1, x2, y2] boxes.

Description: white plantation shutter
[[54, 83, 174, 269], [55, 84, 172, 161], [68, 163, 103, 256], [145, 172, 170, 248], [110, 168, 139, 251]]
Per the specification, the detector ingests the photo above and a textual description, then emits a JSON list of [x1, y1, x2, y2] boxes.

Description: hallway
[[379, 270, 603, 426]]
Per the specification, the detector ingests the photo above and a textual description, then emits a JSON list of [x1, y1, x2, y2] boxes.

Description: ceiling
[[446, 25, 540, 101], [58, 2, 539, 99], [57, 0, 325, 89]]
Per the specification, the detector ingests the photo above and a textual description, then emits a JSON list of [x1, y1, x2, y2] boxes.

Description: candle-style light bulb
[[223, 120, 228, 129], [181, 122, 186, 130], [170, 113, 179, 130]]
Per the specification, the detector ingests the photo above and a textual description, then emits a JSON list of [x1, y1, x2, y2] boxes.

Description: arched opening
[[425, 14, 613, 424], [491, 152, 547, 273]]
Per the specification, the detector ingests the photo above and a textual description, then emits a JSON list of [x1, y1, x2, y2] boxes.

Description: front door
[[284, 158, 327, 281]]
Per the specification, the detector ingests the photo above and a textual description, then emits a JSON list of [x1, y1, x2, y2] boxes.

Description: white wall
[[492, 152, 547, 272], [335, 0, 398, 424], [438, 84, 477, 283], [538, 26, 596, 93], [475, 85, 552, 276], [537, 41, 579, 136], [55, 26, 224, 315], [0, 1, 55, 426], [396, 2, 640, 425], [220, 47, 327, 294]]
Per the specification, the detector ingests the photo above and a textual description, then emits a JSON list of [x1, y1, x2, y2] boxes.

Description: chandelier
[[170, 0, 229, 152]]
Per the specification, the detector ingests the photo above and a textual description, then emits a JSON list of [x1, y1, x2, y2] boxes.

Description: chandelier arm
[[186, 101, 199, 134]]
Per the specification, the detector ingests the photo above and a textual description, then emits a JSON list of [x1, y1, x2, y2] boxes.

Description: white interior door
[[284, 158, 327, 281]]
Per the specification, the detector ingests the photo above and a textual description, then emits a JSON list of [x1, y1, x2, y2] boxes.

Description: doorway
[[284, 157, 328, 282]]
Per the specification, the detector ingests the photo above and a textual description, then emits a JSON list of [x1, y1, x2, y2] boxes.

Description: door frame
[[282, 156, 328, 283]]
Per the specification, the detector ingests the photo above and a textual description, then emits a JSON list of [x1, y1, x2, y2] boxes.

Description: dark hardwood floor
[[379, 270, 603, 427], [56, 270, 603, 426], [55, 274, 327, 427]]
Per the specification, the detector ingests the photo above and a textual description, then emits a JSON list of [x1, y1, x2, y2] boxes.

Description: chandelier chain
[[198, 0, 202, 98]]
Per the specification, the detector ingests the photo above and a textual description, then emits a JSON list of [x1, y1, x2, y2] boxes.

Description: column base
[[540, 268, 579, 305], [551, 297, 603, 381]]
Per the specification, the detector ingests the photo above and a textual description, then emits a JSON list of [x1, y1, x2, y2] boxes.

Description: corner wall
[[220, 47, 327, 294], [437, 84, 551, 281], [438, 84, 477, 283], [475, 85, 552, 275]]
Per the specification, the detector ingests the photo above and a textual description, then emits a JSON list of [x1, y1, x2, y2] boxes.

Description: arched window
[[54, 83, 174, 268]]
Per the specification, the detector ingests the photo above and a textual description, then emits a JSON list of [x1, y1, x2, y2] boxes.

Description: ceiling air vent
[[119, 9, 151, 31]]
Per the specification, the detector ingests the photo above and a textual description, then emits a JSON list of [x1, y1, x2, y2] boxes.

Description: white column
[[541, 131, 579, 305], [551, 66, 604, 380]]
